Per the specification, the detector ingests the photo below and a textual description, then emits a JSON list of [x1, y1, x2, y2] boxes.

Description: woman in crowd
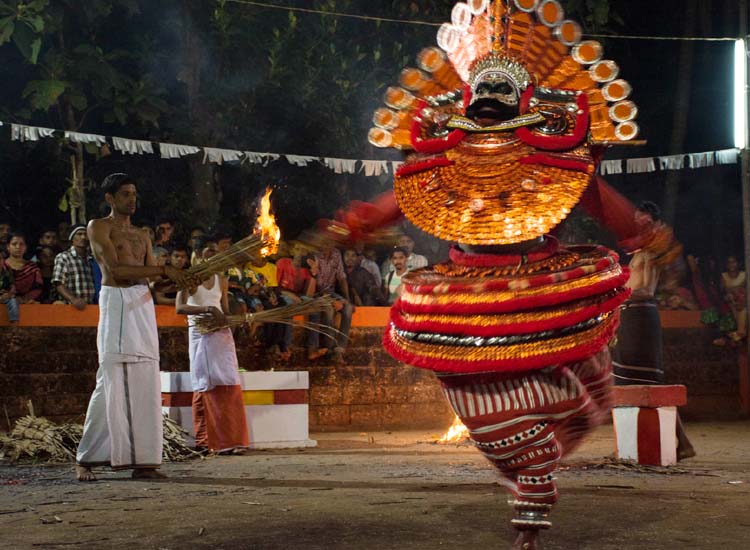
[[3, 233, 43, 304], [176, 242, 248, 453]]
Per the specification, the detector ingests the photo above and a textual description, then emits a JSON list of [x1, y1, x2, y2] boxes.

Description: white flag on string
[[64, 131, 107, 145], [626, 157, 656, 174], [113, 136, 154, 155], [160, 142, 201, 159], [323, 158, 357, 174], [11, 124, 55, 142]]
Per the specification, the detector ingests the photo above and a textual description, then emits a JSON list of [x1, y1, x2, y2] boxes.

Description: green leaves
[[22, 79, 66, 111], [0, 16, 15, 45]]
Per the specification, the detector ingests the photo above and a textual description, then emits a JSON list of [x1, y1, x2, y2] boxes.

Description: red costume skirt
[[436, 346, 612, 528]]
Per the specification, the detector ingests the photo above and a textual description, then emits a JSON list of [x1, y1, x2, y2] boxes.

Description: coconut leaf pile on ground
[[0, 403, 201, 463]]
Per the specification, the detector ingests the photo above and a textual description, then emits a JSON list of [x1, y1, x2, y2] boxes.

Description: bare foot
[[677, 444, 697, 461], [75, 464, 97, 482], [512, 530, 539, 550], [131, 468, 167, 479]]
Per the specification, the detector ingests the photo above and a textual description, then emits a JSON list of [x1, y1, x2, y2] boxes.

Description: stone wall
[[0, 322, 743, 431]]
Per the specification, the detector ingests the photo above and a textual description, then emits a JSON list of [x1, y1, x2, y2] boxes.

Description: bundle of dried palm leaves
[[194, 295, 338, 334], [0, 403, 81, 463], [182, 234, 272, 290], [0, 402, 201, 463]]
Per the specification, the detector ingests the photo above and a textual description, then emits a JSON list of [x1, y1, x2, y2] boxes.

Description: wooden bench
[[611, 384, 687, 466]]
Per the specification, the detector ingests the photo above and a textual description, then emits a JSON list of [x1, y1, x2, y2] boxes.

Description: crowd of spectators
[[6, 215, 745, 351], [0, 218, 433, 361]]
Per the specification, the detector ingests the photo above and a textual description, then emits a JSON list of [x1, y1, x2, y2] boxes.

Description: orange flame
[[255, 187, 281, 257], [437, 415, 469, 444]]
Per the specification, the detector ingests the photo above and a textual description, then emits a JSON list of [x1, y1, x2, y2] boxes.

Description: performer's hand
[[163, 265, 190, 287], [208, 306, 227, 327]]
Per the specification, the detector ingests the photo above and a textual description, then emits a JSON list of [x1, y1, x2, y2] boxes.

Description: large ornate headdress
[[369, 0, 640, 245]]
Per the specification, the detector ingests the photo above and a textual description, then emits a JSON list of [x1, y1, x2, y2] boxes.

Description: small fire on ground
[[436, 415, 469, 444], [255, 187, 281, 257]]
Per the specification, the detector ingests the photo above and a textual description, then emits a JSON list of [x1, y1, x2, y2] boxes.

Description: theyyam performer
[[325, 0, 649, 547], [76, 173, 193, 481]]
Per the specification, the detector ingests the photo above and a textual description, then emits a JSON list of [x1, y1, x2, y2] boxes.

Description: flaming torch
[[181, 187, 281, 289]]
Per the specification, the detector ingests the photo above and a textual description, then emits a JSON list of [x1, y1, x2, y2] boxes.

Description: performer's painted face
[[466, 73, 521, 124]]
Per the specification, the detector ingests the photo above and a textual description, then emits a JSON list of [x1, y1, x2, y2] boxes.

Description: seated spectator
[[276, 241, 312, 300], [188, 226, 205, 266], [154, 245, 190, 306], [0, 220, 11, 242], [31, 228, 59, 261], [0, 220, 11, 258], [215, 232, 233, 253], [720, 255, 747, 346], [260, 286, 292, 361], [0, 259, 18, 323], [36, 246, 56, 303], [277, 243, 329, 361], [3, 232, 43, 304], [343, 248, 383, 306], [56, 221, 71, 251], [154, 218, 175, 248], [381, 234, 428, 276], [383, 247, 410, 305], [315, 245, 353, 364], [152, 246, 169, 267], [51, 226, 96, 310], [357, 244, 381, 285], [139, 224, 156, 244]]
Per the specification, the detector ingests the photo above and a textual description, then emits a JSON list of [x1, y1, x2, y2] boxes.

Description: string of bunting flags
[[0, 120, 739, 177]]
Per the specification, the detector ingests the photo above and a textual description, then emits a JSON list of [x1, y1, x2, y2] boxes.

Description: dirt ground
[[1, 421, 749, 550]]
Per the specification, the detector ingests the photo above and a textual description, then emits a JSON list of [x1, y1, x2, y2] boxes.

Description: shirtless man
[[75, 173, 193, 481], [613, 201, 695, 460]]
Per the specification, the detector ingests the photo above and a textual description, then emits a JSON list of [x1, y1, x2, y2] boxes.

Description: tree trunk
[[661, 0, 698, 225]]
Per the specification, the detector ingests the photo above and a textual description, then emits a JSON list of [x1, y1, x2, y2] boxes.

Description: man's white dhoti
[[77, 285, 163, 470]]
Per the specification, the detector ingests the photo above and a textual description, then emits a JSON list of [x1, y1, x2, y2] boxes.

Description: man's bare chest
[[112, 227, 146, 261]]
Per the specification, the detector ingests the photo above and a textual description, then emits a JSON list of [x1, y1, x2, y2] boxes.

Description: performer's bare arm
[[88, 219, 188, 287]]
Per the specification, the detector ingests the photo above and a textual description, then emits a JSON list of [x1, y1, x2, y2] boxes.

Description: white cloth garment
[[323, 157, 357, 174], [11, 124, 55, 142], [112, 137, 154, 155], [187, 276, 240, 392], [159, 142, 201, 159], [97, 285, 159, 364], [203, 147, 243, 164], [76, 359, 163, 469], [64, 131, 107, 145], [77, 284, 162, 469]]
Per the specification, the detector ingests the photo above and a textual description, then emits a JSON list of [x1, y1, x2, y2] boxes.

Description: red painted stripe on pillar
[[162, 392, 194, 407], [636, 408, 661, 466], [273, 389, 308, 405]]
